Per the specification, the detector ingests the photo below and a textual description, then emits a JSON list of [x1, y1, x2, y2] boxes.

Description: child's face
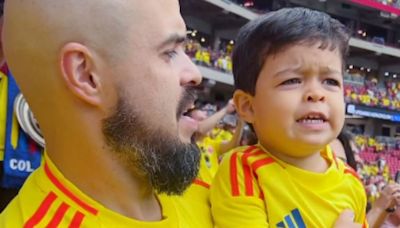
[[235, 43, 345, 157]]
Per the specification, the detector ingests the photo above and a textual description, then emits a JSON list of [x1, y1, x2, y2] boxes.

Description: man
[[0, 0, 211, 227]]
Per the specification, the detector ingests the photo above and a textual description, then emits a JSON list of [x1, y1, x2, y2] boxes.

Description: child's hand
[[333, 210, 362, 228]]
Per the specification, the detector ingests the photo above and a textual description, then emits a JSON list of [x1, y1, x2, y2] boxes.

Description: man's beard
[[102, 89, 200, 195]]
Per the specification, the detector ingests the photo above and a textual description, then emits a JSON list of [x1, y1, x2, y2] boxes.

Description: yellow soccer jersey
[[197, 136, 221, 185], [0, 153, 212, 228], [215, 129, 232, 142], [0, 73, 8, 161], [210, 145, 368, 228]]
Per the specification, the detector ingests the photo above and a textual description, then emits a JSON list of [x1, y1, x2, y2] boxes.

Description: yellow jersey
[[0, 153, 212, 228], [197, 136, 221, 185], [210, 145, 368, 227]]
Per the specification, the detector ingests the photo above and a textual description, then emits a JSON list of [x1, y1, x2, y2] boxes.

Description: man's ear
[[233, 90, 255, 124], [60, 42, 102, 106]]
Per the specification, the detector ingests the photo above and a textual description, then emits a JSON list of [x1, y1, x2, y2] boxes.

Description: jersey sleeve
[[210, 150, 268, 227], [344, 166, 368, 227], [354, 178, 368, 227]]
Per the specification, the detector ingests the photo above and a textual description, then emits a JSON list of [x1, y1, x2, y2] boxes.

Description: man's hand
[[225, 99, 235, 114], [375, 183, 400, 210]]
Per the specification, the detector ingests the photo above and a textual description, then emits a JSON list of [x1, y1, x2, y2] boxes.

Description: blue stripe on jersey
[[284, 214, 295, 228], [276, 221, 285, 228], [292, 209, 306, 228]]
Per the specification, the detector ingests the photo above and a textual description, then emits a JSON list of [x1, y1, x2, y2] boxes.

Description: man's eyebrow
[[157, 33, 186, 50]]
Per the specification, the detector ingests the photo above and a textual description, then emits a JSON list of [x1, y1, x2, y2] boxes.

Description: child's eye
[[280, 78, 302, 85], [323, 78, 341, 87]]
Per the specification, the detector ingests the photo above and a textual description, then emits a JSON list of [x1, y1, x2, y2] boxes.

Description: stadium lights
[[229, 40, 234, 45], [394, 74, 397, 78], [360, 67, 364, 71], [187, 30, 197, 37], [367, 68, 371, 72], [244, 0, 254, 7], [385, 72, 389, 76], [201, 37, 206, 43], [349, 65, 353, 69]]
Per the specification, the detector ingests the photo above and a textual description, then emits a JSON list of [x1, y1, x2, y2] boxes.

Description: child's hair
[[232, 7, 351, 95], [337, 130, 357, 170], [0, 0, 4, 16]]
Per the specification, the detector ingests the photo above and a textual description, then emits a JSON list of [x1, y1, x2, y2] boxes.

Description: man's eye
[[164, 50, 178, 59]]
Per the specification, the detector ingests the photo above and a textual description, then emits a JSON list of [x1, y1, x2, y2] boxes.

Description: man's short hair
[[232, 7, 351, 95]]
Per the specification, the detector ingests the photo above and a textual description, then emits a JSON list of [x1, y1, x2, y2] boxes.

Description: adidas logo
[[276, 209, 305, 228]]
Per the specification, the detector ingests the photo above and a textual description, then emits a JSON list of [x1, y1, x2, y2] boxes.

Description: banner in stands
[[346, 104, 400, 122]]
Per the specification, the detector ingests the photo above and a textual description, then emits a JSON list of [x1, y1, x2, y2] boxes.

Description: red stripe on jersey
[[252, 157, 275, 172], [47, 202, 70, 228], [242, 147, 263, 196], [44, 163, 99, 215], [251, 157, 274, 200], [344, 168, 361, 181], [24, 192, 58, 228], [243, 145, 257, 153], [69, 211, 85, 228], [252, 170, 265, 200], [243, 164, 253, 196], [230, 152, 240, 196], [362, 218, 367, 228], [259, 190, 265, 200], [345, 164, 358, 173], [193, 179, 210, 189]]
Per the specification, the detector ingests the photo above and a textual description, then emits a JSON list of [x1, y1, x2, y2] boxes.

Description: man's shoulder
[[0, 167, 99, 227], [0, 176, 43, 228], [0, 197, 24, 228]]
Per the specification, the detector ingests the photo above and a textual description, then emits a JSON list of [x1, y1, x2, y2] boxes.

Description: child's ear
[[233, 90, 255, 124]]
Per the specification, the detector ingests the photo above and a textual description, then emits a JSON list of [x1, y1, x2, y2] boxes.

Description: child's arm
[[210, 151, 268, 227]]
